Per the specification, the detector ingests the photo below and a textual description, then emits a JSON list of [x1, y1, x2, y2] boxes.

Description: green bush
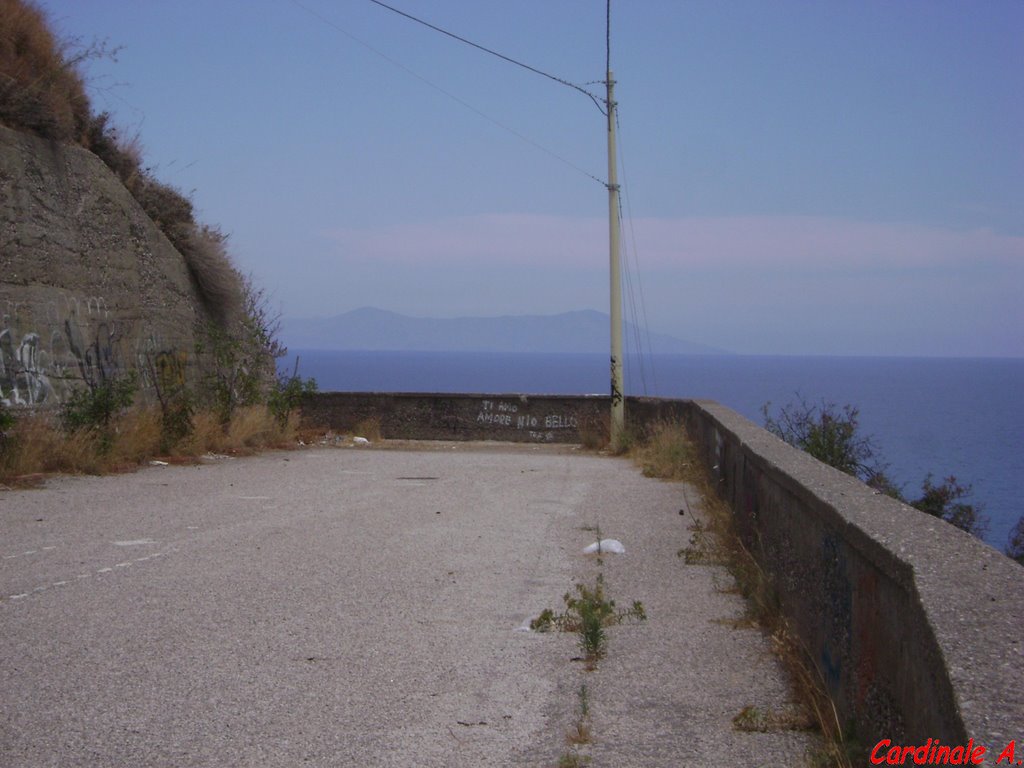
[[197, 276, 285, 424], [60, 374, 137, 452], [268, 372, 317, 428], [61, 375, 136, 432], [763, 395, 989, 539], [0, 400, 14, 458], [762, 395, 884, 484], [1007, 517, 1024, 566]]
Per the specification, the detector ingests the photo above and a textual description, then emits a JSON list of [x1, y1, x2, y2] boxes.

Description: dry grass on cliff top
[[0, 0, 91, 143], [1, 0, 244, 324]]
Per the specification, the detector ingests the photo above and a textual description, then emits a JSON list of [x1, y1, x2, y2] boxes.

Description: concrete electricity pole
[[607, 70, 625, 444]]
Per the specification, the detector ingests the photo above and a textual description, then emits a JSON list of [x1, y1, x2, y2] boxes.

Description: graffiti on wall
[[475, 399, 579, 442]]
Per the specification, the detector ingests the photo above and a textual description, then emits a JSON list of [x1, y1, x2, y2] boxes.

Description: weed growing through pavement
[[565, 719, 592, 746], [677, 517, 727, 565], [565, 683, 593, 746], [732, 704, 814, 733], [530, 572, 646, 666], [556, 753, 591, 768], [578, 683, 589, 717]]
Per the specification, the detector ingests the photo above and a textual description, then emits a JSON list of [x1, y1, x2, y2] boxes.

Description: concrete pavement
[[1, 444, 815, 766]]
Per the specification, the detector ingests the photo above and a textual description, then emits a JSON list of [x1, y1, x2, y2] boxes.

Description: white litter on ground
[[353, 436, 370, 445], [149, 460, 169, 466], [583, 538, 626, 555]]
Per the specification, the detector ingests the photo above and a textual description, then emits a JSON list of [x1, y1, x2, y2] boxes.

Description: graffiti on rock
[[0, 329, 54, 405], [154, 350, 187, 390], [64, 320, 121, 388], [0, 295, 190, 407], [137, 347, 188, 395]]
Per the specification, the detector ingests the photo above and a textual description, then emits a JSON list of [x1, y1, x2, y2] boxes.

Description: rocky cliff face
[[0, 123, 212, 408]]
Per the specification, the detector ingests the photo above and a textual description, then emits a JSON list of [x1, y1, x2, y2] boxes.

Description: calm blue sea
[[286, 350, 1023, 552]]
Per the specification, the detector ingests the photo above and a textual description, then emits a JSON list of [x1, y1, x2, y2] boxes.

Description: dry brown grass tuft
[[577, 411, 609, 451], [0, 403, 304, 486], [108, 407, 162, 464], [225, 405, 286, 451], [565, 721, 592, 746], [351, 416, 382, 442], [2, 413, 61, 481], [85, 110, 144, 188], [1, 414, 112, 479], [176, 410, 223, 455], [172, 224, 243, 323], [631, 421, 697, 481]]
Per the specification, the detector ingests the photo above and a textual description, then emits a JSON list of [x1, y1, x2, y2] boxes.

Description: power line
[[286, 0, 607, 187], [367, 0, 607, 114], [616, 109, 658, 397]]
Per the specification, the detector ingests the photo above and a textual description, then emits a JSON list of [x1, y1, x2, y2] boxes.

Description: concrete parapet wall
[[681, 400, 1024, 752], [303, 392, 690, 443], [306, 391, 1023, 749], [303, 391, 606, 443]]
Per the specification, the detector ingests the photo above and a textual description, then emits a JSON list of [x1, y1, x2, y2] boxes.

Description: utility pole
[[607, 70, 624, 444]]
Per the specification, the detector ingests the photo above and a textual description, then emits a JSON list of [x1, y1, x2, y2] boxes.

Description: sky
[[39, 0, 1024, 357]]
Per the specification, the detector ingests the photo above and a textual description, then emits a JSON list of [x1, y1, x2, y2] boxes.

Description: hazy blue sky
[[41, 0, 1023, 356]]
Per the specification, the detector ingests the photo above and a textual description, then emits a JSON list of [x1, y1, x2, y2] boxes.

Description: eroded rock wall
[[0, 124, 209, 408]]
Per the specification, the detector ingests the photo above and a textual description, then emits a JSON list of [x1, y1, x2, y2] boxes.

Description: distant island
[[282, 307, 731, 355]]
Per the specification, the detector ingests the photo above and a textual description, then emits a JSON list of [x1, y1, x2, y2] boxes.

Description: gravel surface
[[1, 443, 815, 767]]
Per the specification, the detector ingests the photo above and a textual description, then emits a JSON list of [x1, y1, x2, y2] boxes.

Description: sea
[[285, 350, 1023, 553]]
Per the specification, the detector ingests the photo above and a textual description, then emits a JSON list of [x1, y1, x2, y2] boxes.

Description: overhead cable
[[287, 0, 607, 187], [616, 110, 658, 396], [367, 0, 607, 114]]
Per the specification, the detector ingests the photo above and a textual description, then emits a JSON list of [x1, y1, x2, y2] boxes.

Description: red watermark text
[[870, 739, 1020, 766]]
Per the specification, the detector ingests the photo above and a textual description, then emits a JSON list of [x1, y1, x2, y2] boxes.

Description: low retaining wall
[[682, 400, 1023, 754], [304, 392, 1023, 750]]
